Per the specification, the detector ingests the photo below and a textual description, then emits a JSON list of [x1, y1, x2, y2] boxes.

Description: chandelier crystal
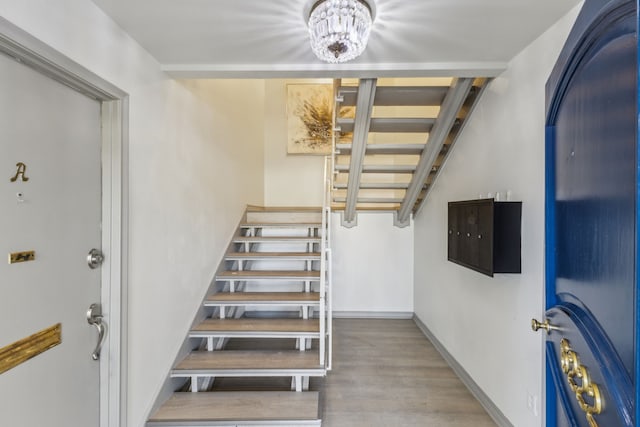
[[308, 0, 373, 63]]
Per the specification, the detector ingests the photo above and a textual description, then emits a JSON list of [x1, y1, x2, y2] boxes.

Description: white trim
[[0, 17, 129, 427], [332, 310, 414, 319], [413, 314, 514, 427], [101, 100, 130, 427], [161, 61, 508, 79]]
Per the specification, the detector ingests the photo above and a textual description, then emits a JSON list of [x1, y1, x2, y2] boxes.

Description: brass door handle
[[531, 318, 558, 334]]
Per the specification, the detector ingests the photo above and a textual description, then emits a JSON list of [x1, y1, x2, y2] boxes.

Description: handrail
[[319, 172, 326, 367], [319, 80, 339, 370], [319, 154, 333, 370], [326, 232, 333, 371], [319, 156, 331, 370]]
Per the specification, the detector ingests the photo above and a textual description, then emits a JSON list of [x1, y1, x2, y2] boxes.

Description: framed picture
[[286, 84, 337, 155]]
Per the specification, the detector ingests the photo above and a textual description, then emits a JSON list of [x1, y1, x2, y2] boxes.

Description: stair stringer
[[143, 210, 248, 421]]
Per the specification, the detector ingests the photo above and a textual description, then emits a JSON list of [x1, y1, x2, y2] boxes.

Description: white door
[[0, 50, 102, 426]]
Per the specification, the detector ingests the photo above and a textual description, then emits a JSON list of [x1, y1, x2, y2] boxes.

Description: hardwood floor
[[316, 318, 497, 427]]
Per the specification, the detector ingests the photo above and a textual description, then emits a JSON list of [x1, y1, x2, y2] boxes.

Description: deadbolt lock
[[87, 248, 104, 269]]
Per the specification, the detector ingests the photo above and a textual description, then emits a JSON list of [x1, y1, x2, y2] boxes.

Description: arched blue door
[[543, 1, 639, 426]]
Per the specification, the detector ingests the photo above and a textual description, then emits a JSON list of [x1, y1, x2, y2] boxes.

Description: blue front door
[[544, 1, 638, 426]]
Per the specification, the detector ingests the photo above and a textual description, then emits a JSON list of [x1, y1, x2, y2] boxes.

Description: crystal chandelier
[[308, 0, 373, 63]]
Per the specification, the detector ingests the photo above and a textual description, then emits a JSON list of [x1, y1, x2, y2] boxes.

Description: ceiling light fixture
[[308, 0, 374, 63]]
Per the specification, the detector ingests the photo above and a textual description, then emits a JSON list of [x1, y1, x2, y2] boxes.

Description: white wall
[[262, 79, 414, 315], [331, 213, 413, 315], [263, 79, 326, 206], [0, 2, 265, 426], [413, 6, 580, 427]]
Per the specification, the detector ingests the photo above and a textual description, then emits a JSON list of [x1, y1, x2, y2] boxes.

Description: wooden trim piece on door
[[0, 17, 129, 427], [413, 314, 514, 427]]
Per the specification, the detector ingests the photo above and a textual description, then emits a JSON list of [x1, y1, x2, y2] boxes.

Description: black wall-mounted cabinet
[[447, 199, 522, 277]]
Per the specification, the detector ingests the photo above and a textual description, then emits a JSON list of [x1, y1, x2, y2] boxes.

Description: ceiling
[[91, 0, 581, 78]]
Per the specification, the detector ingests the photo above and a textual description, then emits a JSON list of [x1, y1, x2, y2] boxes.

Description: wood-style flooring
[[207, 318, 497, 426], [317, 318, 497, 427]]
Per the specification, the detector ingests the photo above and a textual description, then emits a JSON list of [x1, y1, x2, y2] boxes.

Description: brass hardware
[[8, 250, 35, 264], [9, 162, 29, 182], [531, 318, 557, 334], [0, 323, 61, 374], [560, 338, 603, 426]]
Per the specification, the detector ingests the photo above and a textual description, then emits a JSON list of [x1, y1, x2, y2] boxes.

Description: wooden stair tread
[[192, 318, 320, 333], [336, 142, 425, 155], [338, 85, 448, 106], [226, 251, 321, 260], [207, 292, 320, 303], [148, 391, 320, 423], [333, 196, 404, 204], [233, 236, 320, 242], [217, 270, 320, 280], [337, 117, 435, 133], [240, 222, 321, 228], [174, 350, 322, 372], [335, 164, 417, 173], [331, 204, 401, 212], [333, 182, 410, 190], [246, 205, 321, 212]]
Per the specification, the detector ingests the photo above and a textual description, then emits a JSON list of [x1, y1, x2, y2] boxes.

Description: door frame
[[0, 17, 129, 427]]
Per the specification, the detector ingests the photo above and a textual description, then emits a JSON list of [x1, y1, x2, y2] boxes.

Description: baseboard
[[413, 314, 514, 427], [333, 310, 414, 319]]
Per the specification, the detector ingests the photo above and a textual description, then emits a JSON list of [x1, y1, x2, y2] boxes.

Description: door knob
[[531, 318, 558, 334]]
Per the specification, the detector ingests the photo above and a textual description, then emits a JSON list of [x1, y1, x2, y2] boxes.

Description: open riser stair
[[147, 205, 332, 427], [331, 77, 489, 227]]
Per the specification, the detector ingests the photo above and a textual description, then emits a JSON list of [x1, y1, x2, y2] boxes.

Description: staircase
[[331, 77, 489, 228], [147, 201, 332, 426]]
